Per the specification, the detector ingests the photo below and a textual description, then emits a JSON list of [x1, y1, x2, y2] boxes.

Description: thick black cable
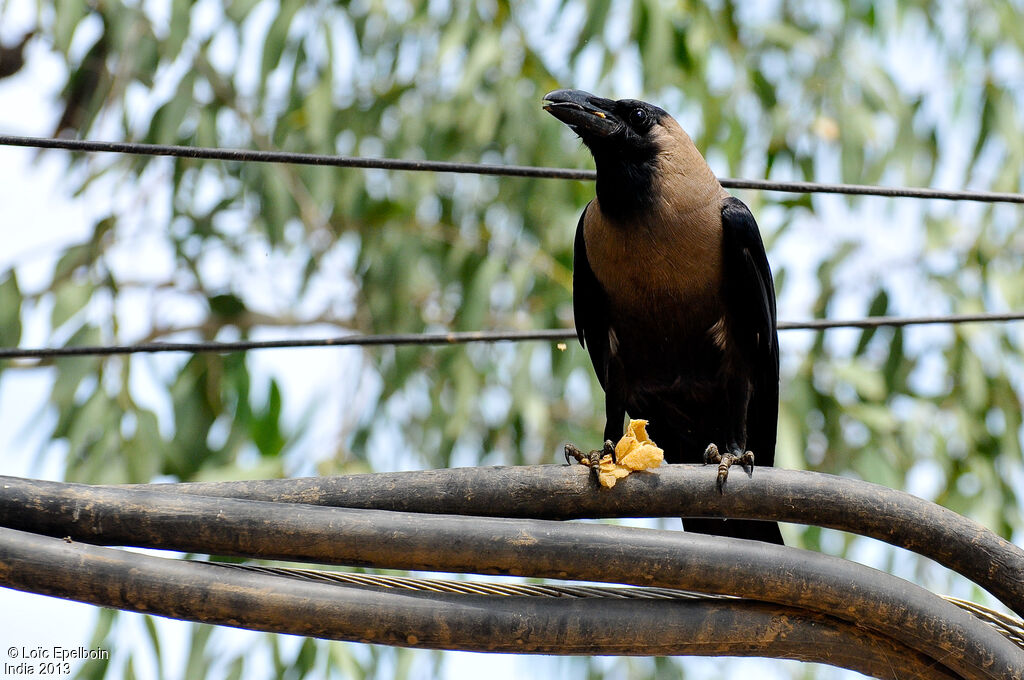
[[0, 477, 1021, 677], [0, 528, 965, 678], [121, 465, 1024, 619], [0, 311, 1021, 360], [3, 134, 1024, 202]]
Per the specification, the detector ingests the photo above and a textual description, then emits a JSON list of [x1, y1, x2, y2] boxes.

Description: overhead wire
[[0, 311, 1022, 360], [1, 134, 1022, 361], [3, 134, 1024, 203]]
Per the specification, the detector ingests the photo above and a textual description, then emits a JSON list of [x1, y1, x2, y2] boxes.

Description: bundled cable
[[1, 467, 1023, 678]]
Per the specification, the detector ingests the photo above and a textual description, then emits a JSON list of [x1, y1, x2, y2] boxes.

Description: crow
[[545, 89, 783, 544]]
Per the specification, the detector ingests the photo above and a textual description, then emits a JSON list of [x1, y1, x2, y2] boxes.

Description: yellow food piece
[[596, 454, 631, 488], [597, 419, 664, 488]]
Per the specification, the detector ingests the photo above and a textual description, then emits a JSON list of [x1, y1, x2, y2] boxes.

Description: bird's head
[[543, 89, 666, 153], [544, 89, 715, 220]]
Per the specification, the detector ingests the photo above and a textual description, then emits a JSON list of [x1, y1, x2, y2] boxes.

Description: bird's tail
[[683, 517, 784, 544], [642, 415, 785, 545]]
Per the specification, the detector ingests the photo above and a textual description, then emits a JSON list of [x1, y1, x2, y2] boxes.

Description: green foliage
[[4, 0, 1024, 677], [0, 272, 22, 350]]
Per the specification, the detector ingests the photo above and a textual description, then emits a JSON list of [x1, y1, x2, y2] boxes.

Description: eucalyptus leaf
[[0, 273, 22, 348]]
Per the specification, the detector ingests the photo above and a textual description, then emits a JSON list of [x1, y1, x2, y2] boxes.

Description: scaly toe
[[714, 451, 748, 493], [716, 457, 733, 493], [564, 442, 613, 471]]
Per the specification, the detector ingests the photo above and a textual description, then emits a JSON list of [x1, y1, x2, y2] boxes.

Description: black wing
[[720, 196, 779, 465], [572, 204, 612, 387], [573, 204, 630, 443]]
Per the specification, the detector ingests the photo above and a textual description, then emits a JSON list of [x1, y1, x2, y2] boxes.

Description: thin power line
[[0, 329, 573, 360], [0, 312, 1021, 360], [776, 311, 1024, 330], [3, 134, 1024, 203]]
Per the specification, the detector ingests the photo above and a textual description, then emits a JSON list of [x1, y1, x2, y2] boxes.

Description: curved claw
[[564, 443, 585, 465], [739, 450, 755, 477]]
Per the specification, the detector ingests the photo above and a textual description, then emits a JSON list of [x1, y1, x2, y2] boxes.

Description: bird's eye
[[629, 108, 648, 127]]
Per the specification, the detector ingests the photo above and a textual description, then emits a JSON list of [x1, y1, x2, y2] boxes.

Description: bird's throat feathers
[[592, 116, 725, 221], [584, 118, 728, 316]]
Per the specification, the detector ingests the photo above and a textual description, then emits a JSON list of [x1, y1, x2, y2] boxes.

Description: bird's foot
[[703, 443, 755, 493], [565, 440, 616, 467]]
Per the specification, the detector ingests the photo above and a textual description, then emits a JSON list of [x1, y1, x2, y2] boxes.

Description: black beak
[[543, 89, 620, 138]]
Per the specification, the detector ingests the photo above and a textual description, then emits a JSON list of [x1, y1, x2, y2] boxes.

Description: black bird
[[545, 89, 783, 545]]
